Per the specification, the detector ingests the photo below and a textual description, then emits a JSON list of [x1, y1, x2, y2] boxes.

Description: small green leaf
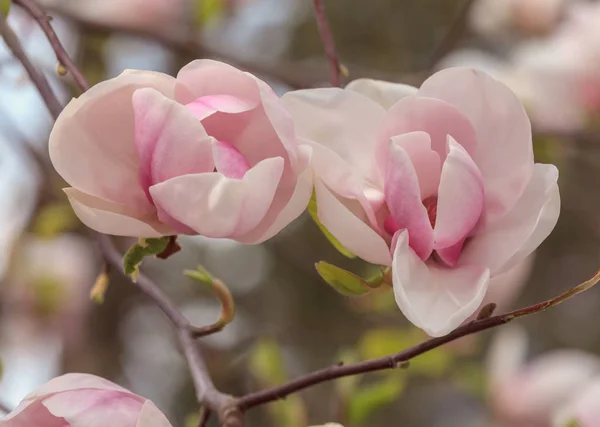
[[0, 0, 11, 17], [90, 269, 109, 304], [184, 265, 214, 286], [122, 237, 170, 281], [316, 261, 374, 296], [308, 191, 356, 258], [347, 376, 405, 425]]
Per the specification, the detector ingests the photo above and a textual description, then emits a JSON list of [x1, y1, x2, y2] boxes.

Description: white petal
[[345, 78, 418, 109]]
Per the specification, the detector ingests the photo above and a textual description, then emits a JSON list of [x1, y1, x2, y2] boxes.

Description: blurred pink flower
[[50, 60, 312, 243], [488, 327, 600, 427], [283, 68, 560, 336], [0, 373, 173, 427], [554, 380, 600, 427]]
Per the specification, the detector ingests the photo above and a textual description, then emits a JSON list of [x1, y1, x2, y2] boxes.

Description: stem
[[238, 269, 600, 409], [0, 12, 62, 119], [311, 0, 341, 87], [14, 0, 90, 91]]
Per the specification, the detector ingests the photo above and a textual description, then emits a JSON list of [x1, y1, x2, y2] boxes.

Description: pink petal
[[26, 374, 130, 398], [391, 131, 441, 199], [64, 188, 172, 237], [315, 180, 392, 266], [212, 141, 250, 179], [49, 70, 176, 216], [132, 88, 215, 198], [345, 78, 418, 109], [392, 230, 490, 337], [237, 145, 313, 244], [486, 326, 529, 390], [385, 135, 434, 260], [185, 94, 257, 121], [459, 164, 559, 275], [136, 401, 174, 427], [149, 157, 284, 238], [436, 238, 466, 267], [434, 136, 484, 250], [43, 390, 142, 427], [0, 400, 67, 427], [480, 256, 534, 315], [379, 95, 478, 170], [418, 68, 535, 222], [282, 88, 387, 186]]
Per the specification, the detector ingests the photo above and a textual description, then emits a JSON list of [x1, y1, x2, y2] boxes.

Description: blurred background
[[1, 0, 600, 426]]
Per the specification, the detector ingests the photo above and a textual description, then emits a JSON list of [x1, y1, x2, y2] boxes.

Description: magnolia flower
[[487, 327, 600, 427], [283, 68, 560, 336], [554, 380, 600, 427], [0, 373, 173, 427], [50, 60, 312, 243]]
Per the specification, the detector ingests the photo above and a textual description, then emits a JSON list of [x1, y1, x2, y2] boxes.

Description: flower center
[[423, 196, 438, 228]]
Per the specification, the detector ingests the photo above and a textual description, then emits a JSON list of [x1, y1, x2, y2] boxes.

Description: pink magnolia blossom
[[0, 373, 173, 427], [283, 68, 560, 336], [50, 60, 312, 243], [487, 327, 600, 427], [554, 381, 600, 427]]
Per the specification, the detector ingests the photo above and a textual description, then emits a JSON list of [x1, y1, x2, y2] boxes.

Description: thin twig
[[0, 13, 62, 119], [238, 269, 600, 409], [426, 0, 476, 71], [311, 0, 341, 87], [14, 0, 89, 91], [198, 408, 211, 427]]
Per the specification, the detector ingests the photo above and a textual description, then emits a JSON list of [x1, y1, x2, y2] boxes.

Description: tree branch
[[14, 0, 89, 92], [237, 269, 600, 410], [0, 11, 62, 119], [311, 0, 342, 87]]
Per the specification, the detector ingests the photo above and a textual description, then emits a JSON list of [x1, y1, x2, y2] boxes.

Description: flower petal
[[315, 180, 392, 266], [434, 136, 484, 250], [64, 188, 171, 237], [212, 140, 250, 179], [385, 135, 434, 260], [136, 401, 174, 427], [459, 164, 559, 275], [418, 67, 534, 221], [345, 78, 418, 109], [380, 95, 478, 165], [392, 230, 490, 337], [49, 70, 175, 215], [132, 88, 214, 196], [185, 94, 257, 121], [282, 88, 386, 186], [149, 157, 284, 238], [237, 145, 313, 244]]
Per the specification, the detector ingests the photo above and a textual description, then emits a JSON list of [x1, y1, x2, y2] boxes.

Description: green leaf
[[316, 261, 375, 296], [347, 376, 405, 425], [0, 0, 11, 17], [122, 237, 170, 281], [308, 191, 356, 258], [195, 0, 225, 26], [358, 328, 454, 378], [32, 202, 79, 237], [249, 339, 288, 386]]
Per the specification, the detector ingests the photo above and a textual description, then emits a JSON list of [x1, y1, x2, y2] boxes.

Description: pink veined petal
[[0, 400, 68, 427], [149, 157, 284, 238], [282, 88, 387, 187], [185, 94, 257, 121], [379, 95, 478, 172], [43, 390, 142, 427], [304, 138, 384, 231], [315, 180, 392, 266], [418, 67, 535, 222], [136, 401, 174, 427], [436, 238, 466, 267], [237, 145, 314, 244], [392, 230, 490, 337], [49, 70, 176, 215], [64, 188, 172, 237], [459, 164, 559, 275], [385, 135, 434, 261], [132, 88, 215, 197], [434, 136, 484, 252], [212, 141, 250, 179], [345, 78, 418, 110], [390, 132, 441, 199]]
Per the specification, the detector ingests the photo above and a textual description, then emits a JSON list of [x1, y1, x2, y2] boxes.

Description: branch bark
[[311, 0, 342, 87]]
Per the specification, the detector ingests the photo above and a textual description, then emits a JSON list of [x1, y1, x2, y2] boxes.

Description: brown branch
[[14, 0, 90, 91], [426, 0, 476, 71], [0, 12, 62, 119], [311, 0, 342, 87], [237, 269, 600, 410]]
